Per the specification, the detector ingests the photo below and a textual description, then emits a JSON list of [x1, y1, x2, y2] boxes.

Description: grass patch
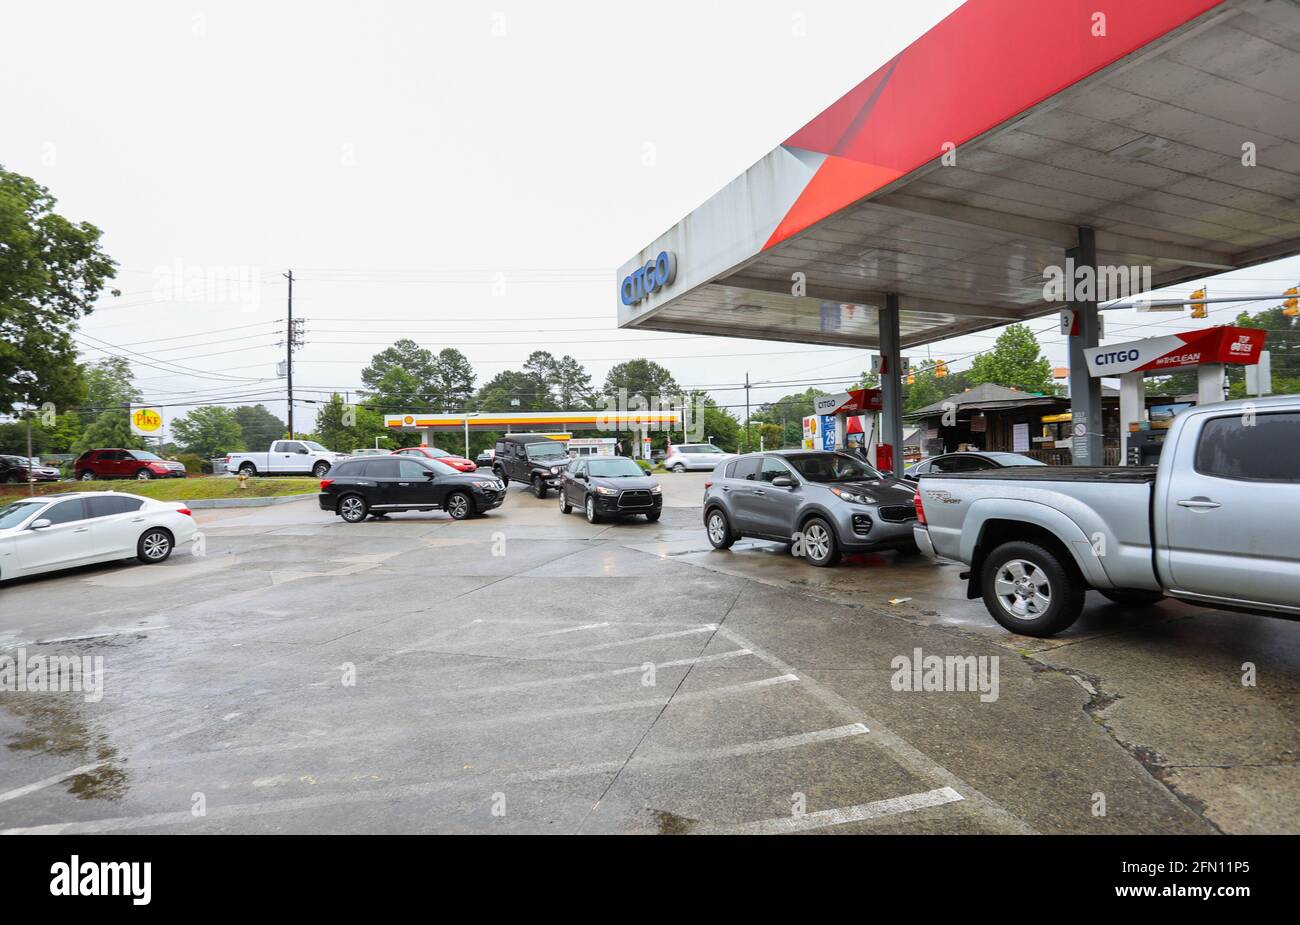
[[0, 477, 318, 503]]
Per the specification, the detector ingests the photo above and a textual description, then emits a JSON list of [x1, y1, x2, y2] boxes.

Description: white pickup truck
[[913, 396, 1300, 637], [224, 440, 351, 478]]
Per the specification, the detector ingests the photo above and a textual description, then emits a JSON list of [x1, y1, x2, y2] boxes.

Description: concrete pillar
[[1118, 371, 1144, 466], [879, 294, 904, 474], [1067, 227, 1104, 466], [1198, 363, 1226, 406]]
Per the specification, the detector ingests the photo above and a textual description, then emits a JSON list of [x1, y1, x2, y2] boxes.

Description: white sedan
[[0, 491, 198, 582], [663, 443, 735, 472]]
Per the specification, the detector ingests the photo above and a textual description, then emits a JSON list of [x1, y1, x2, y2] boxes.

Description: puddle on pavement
[[648, 808, 697, 835], [2, 694, 129, 801]]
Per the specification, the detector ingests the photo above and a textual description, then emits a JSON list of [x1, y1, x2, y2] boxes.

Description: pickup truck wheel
[[800, 517, 842, 567], [238, 463, 257, 477], [981, 541, 1084, 637], [705, 508, 734, 549], [338, 494, 368, 523], [1099, 588, 1165, 607], [312, 461, 331, 478], [532, 475, 548, 499]]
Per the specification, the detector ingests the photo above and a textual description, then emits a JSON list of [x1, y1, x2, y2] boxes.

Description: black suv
[[558, 455, 662, 523], [319, 455, 505, 522], [492, 434, 571, 498]]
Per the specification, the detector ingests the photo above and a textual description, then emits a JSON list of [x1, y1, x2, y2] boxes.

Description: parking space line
[[442, 648, 753, 699], [556, 625, 717, 655], [714, 625, 1035, 834], [0, 762, 109, 805], [514, 621, 610, 639], [699, 786, 964, 835]]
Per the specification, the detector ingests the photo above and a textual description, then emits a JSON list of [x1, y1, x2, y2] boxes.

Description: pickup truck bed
[[923, 466, 1156, 483]]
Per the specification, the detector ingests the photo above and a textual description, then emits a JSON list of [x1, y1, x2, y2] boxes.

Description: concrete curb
[[185, 493, 315, 510]]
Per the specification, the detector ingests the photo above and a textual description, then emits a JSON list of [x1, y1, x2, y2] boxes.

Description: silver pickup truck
[[913, 396, 1300, 636]]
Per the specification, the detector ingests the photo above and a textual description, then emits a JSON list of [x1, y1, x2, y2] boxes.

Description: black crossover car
[[318, 455, 505, 522], [493, 433, 571, 498], [557, 455, 662, 523]]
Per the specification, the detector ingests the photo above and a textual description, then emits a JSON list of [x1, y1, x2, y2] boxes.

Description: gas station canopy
[[616, 0, 1300, 351]]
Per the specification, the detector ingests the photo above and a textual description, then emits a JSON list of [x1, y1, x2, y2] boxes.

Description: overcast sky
[[4, 0, 1297, 430]]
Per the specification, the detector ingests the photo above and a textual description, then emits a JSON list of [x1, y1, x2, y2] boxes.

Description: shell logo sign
[[130, 406, 164, 436]]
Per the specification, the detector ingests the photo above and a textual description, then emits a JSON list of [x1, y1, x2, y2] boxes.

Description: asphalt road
[[0, 472, 1295, 833]]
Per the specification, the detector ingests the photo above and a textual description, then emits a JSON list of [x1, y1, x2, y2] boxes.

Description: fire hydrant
[[238, 471, 250, 490]]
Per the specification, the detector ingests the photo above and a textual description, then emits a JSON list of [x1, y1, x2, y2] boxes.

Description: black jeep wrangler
[[492, 434, 571, 498]]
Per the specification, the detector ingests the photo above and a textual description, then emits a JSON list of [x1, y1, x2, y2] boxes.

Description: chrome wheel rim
[[142, 532, 169, 559], [340, 497, 364, 520], [80, 472, 94, 481], [993, 559, 1052, 620], [137, 471, 152, 480], [707, 513, 726, 544], [558, 490, 567, 510], [449, 495, 468, 518], [586, 497, 595, 521], [804, 523, 831, 561]]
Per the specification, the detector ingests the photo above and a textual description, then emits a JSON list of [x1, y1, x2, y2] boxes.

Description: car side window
[[364, 458, 400, 478], [759, 457, 794, 482], [930, 457, 957, 472], [731, 457, 760, 481], [86, 496, 144, 517], [282, 442, 305, 454], [332, 460, 362, 477], [1194, 412, 1300, 481], [723, 461, 737, 478], [42, 499, 86, 525], [398, 459, 427, 479]]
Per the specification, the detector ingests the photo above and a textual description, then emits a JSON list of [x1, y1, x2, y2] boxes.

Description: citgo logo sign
[[620, 251, 677, 307], [1091, 348, 1141, 367], [132, 407, 163, 433]]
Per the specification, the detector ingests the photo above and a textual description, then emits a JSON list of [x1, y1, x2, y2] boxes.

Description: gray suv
[[702, 451, 919, 566]]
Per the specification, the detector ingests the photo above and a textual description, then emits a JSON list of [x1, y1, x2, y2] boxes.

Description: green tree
[[73, 410, 144, 453], [311, 394, 391, 452], [77, 357, 140, 424], [171, 406, 245, 457], [432, 348, 476, 410], [602, 359, 678, 402], [233, 404, 285, 449], [966, 323, 1052, 393], [476, 370, 555, 411], [360, 339, 438, 403], [1, 166, 116, 415], [552, 355, 595, 408], [753, 387, 829, 446]]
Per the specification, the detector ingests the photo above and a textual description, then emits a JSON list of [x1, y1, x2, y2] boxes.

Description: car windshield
[[424, 448, 449, 457], [680, 445, 722, 454], [424, 458, 457, 475], [526, 443, 566, 460], [301, 441, 328, 452], [985, 453, 1047, 466], [785, 453, 882, 483], [588, 458, 645, 478], [0, 500, 44, 529], [132, 451, 162, 461]]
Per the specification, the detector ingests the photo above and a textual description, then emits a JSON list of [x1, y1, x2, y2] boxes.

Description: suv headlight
[[830, 487, 873, 505], [594, 486, 618, 495], [472, 480, 498, 489], [650, 485, 662, 494]]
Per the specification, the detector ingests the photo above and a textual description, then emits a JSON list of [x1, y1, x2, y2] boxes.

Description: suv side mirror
[[29, 518, 51, 530], [771, 476, 795, 489], [576, 471, 587, 481]]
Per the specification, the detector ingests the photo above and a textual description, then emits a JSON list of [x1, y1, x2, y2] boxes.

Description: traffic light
[[906, 373, 916, 386], [1189, 288, 1208, 319], [1284, 286, 1299, 317], [934, 360, 948, 378]]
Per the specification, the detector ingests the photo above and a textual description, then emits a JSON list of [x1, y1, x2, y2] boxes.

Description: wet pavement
[[0, 472, 1295, 833]]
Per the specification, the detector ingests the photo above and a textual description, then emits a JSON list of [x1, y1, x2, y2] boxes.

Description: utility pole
[[24, 409, 34, 497], [282, 270, 304, 439], [744, 372, 751, 452]]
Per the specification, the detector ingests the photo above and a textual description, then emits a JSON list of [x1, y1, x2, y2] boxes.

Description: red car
[[392, 445, 478, 472], [75, 448, 188, 480]]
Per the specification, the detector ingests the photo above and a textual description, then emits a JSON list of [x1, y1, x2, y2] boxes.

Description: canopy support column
[[1067, 227, 1104, 466], [879, 293, 904, 475]]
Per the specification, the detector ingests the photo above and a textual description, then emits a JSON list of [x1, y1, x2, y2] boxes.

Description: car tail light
[[177, 507, 193, 517], [703, 480, 713, 489], [912, 490, 926, 525], [320, 479, 334, 490]]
